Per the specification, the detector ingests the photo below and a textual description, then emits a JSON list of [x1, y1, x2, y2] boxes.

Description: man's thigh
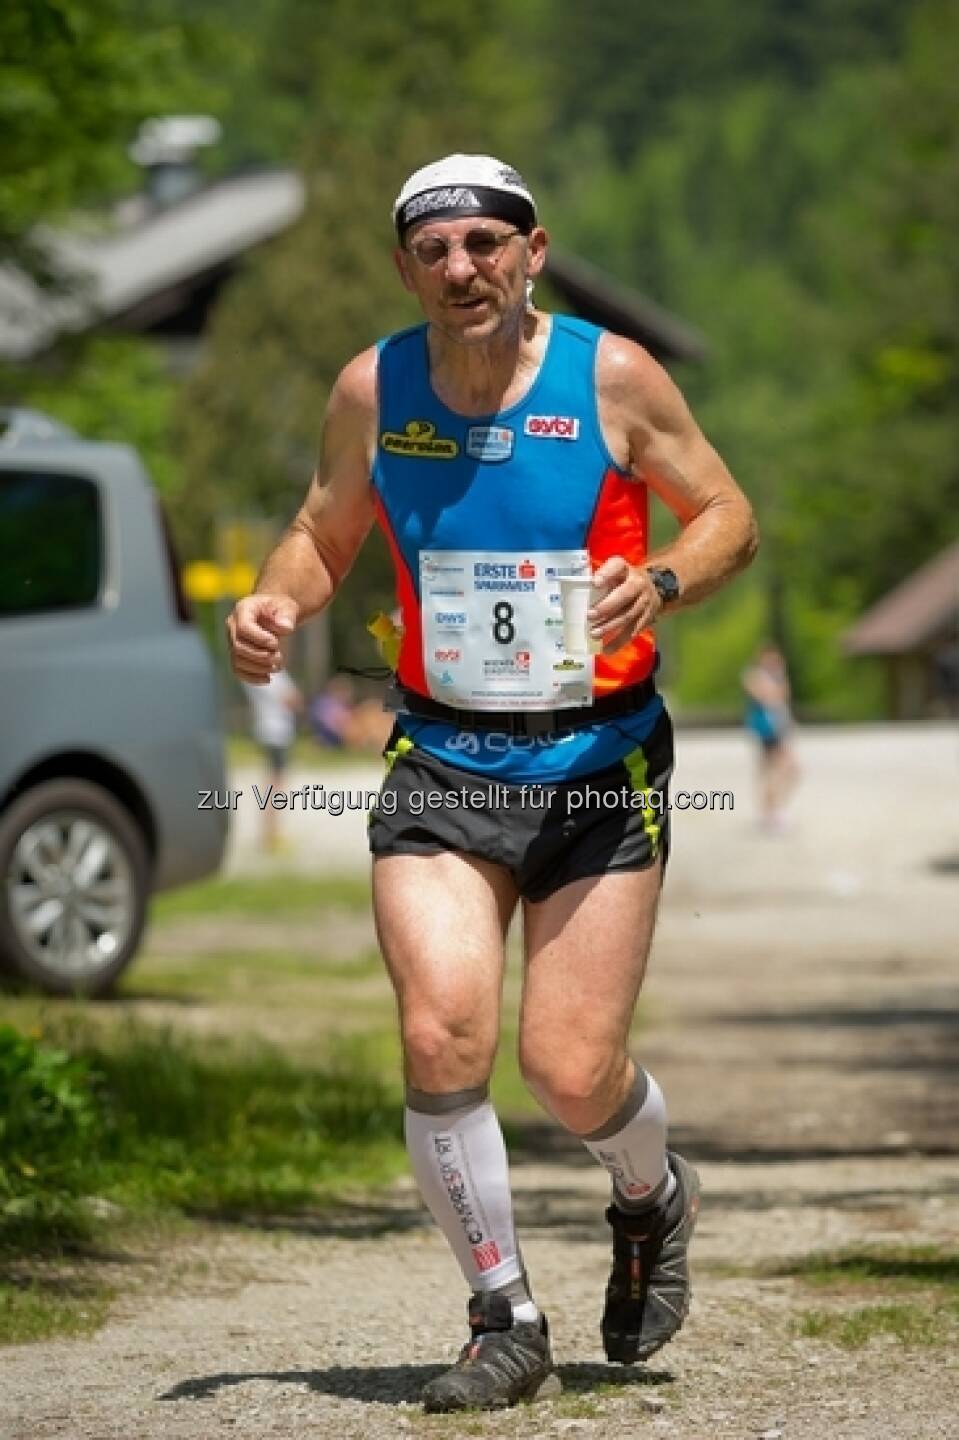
[[520, 863, 664, 1060], [372, 850, 518, 1039]]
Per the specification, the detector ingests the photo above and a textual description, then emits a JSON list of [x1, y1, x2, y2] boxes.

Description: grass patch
[[0, 1275, 114, 1344], [779, 1246, 959, 1351], [771, 1245, 959, 1293], [797, 1303, 951, 1348], [0, 1022, 406, 1262], [93, 1029, 406, 1217], [152, 872, 370, 921], [551, 1393, 605, 1419], [0, 874, 405, 1343], [120, 947, 386, 1002]]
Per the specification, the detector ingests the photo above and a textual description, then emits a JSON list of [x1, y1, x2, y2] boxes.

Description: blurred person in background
[[241, 667, 302, 851], [742, 643, 800, 831], [308, 674, 355, 748], [309, 676, 393, 752], [227, 154, 757, 1411]]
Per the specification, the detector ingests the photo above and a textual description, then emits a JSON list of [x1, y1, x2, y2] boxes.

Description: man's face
[[394, 215, 548, 344]]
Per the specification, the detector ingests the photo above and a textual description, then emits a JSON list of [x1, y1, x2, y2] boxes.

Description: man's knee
[[402, 1009, 497, 1091], [519, 1038, 629, 1131]]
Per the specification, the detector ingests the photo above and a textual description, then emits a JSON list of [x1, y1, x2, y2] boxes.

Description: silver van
[[0, 408, 228, 995]]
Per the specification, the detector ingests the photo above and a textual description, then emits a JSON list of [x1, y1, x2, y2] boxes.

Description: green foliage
[[0, 1026, 101, 1250], [0, 1, 198, 275], [0, 1021, 405, 1254], [787, 599, 885, 719], [550, 2, 958, 706], [1, 337, 179, 495], [666, 584, 766, 713], [89, 1027, 403, 1215], [0, 1025, 98, 1198], [544, 0, 910, 165]]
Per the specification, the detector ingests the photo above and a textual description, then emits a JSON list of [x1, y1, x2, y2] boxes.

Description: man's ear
[[526, 226, 549, 280], [393, 247, 416, 292]]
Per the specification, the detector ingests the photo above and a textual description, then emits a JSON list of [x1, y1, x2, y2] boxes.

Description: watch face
[[650, 567, 680, 602]]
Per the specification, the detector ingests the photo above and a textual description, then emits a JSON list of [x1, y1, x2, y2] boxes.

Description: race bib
[[420, 549, 593, 710]]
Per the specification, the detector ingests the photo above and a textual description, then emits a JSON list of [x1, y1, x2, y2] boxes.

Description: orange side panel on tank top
[[372, 492, 428, 694], [587, 468, 657, 695]]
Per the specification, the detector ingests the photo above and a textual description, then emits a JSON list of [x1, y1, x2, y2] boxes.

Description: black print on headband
[[397, 184, 536, 239]]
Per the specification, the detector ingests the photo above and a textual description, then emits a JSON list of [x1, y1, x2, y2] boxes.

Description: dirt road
[[2, 725, 957, 1439]]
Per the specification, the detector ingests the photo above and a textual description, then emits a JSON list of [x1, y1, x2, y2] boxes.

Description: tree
[[543, 0, 912, 167], [541, 0, 957, 712], [1, 337, 178, 494], [0, 1, 200, 281]]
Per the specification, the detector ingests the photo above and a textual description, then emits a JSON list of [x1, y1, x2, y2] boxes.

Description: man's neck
[[427, 310, 549, 416]]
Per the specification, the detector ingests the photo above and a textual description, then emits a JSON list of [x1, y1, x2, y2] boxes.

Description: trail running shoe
[[422, 1291, 561, 1413], [602, 1150, 701, 1363]]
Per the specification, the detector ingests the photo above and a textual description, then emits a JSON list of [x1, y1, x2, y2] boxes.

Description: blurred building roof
[[546, 249, 706, 364], [0, 170, 706, 366], [843, 540, 959, 655], [0, 171, 304, 361]]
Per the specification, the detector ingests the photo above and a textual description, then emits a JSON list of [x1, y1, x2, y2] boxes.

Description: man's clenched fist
[[226, 595, 300, 684]]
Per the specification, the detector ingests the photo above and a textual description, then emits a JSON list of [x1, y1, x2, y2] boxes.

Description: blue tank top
[[372, 315, 661, 782]]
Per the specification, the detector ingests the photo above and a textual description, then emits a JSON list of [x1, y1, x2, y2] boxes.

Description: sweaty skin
[[226, 215, 757, 682]]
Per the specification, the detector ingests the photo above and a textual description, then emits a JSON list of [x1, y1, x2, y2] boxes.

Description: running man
[[227, 154, 758, 1412]]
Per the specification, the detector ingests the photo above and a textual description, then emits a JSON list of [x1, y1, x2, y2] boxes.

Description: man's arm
[[226, 348, 378, 683], [591, 335, 758, 649]]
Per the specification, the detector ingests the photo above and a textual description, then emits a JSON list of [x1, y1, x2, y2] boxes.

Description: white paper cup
[[558, 573, 602, 655]]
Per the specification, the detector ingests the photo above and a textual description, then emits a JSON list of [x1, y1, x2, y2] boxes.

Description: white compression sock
[[579, 1068, 676, 1211], [404, 1086, 538, 1319]]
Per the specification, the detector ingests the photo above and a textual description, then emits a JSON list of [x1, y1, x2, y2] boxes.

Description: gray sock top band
[[579, 1067, 650, 1142], [405, 1082, 490, 1116]]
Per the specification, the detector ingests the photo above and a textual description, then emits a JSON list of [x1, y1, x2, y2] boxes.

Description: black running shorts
[[368, 711, 674, 902]]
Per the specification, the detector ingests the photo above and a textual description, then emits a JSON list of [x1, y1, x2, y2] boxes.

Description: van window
[[0, 471, 101, 615]]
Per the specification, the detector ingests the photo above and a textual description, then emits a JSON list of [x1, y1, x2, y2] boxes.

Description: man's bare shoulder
[[595, 332, 683, 424], [329, 346, 379, 419]]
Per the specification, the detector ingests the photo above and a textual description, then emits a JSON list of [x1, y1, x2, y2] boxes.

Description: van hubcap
[[7, 814, 135, 978]]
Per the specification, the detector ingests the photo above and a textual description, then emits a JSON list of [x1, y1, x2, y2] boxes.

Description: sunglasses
[[406, 228, 524, 268]]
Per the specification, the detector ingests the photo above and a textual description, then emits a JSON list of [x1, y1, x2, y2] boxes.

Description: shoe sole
[[603, 1151, 702, 1364], [423, 1367, 562, 1413]]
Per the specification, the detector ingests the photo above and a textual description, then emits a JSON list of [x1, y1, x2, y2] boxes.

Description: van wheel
[[0, 779, 150, 997]]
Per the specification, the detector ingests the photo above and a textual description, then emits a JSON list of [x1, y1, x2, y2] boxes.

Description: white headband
[[393, 153, 536, 239]]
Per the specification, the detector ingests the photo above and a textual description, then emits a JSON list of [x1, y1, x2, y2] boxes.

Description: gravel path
[[2, 1154, 956, 1440], [3, 725, 957, 1440]]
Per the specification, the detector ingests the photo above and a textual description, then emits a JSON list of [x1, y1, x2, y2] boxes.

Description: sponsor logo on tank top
[[523, 414, 581, 440], [381, 419, 459, 458], [466, 425, 514, 462]]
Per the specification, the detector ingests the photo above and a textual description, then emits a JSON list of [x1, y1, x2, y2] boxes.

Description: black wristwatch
[[646, 566, 681, 605]]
